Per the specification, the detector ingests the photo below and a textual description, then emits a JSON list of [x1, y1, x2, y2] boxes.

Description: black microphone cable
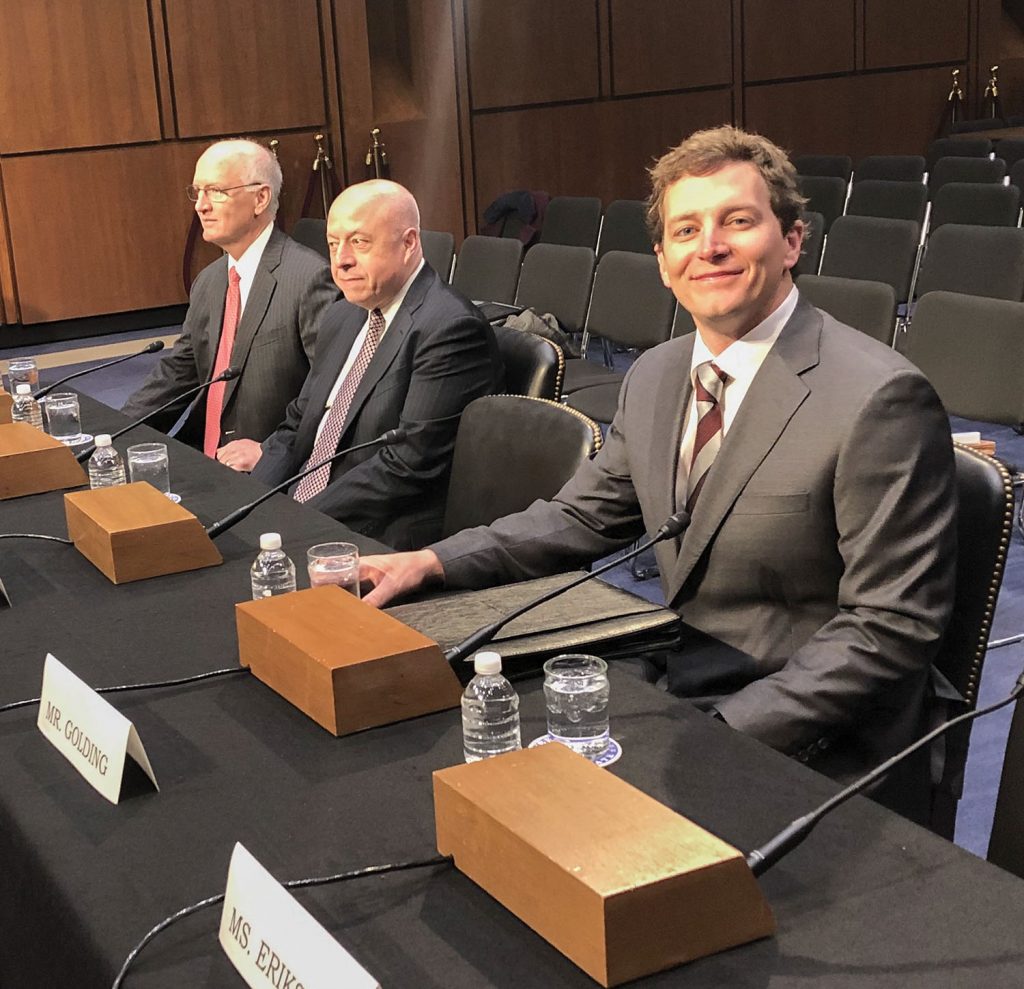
[[0, 667, 248, 714], [0, 533, 73, 544], [110, 853, 453, 988]]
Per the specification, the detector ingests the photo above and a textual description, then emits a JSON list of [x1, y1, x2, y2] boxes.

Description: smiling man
[[220, 179, 502, 550], [122, 139, 338, 455], [359, 126, 957, 821]]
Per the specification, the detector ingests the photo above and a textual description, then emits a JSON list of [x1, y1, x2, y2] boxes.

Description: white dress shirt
[[225, 220, 274, 317]]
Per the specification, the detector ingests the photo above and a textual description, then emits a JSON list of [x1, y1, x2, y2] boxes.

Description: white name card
[[36, 653, 159, 804], [219, 843, 380, 989]]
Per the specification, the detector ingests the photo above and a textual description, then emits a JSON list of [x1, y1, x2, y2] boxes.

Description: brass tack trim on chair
[[495, 394, 603, 454], [953, 442, 1013, 708]]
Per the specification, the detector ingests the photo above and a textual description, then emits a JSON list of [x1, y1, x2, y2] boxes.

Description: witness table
[[2, 398, 1024, 987]]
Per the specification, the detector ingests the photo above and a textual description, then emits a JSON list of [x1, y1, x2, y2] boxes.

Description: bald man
[[220, 180, 502, 550], [123, 139, 338, 453]]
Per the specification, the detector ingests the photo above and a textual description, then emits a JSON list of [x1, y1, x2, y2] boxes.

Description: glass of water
[[127, 442, 180, 503], [306, 542, 360, 596], [543, 654, 610, 759], [43, 392, 91, 446], [6, 357, 38, 395]]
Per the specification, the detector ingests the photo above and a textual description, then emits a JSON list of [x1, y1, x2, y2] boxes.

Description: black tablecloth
[[2, 399, 1024, 987]]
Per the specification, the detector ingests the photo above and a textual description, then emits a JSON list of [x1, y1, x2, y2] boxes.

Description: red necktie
[[204, 267, 241, 458], [294, 308, 386, 503], [683, 361, 729, 511]]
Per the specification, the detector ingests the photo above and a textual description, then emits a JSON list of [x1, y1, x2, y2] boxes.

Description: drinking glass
[[542, 654, 610, 759], [306, 542, 360, 596], [127, 442, 180, 503], [43, 392, 91, 446], [6, 357, 38, 395]]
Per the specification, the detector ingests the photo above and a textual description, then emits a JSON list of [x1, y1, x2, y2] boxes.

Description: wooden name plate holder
[[0, 422, 87, 499], [0, 391, 12, 425], [64, 482, 222, 583], [236, 585, 463, 736], [434, 744, 774, 987]]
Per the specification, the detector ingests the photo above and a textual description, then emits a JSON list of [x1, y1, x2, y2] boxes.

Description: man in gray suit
[[360, 126, 957, 818], [121, 139, 338, 456]]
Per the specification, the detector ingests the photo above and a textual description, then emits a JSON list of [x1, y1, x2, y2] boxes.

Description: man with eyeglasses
[[122, 139, 339, 457]]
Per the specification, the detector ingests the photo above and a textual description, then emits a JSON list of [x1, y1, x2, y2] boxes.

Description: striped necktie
[[683, 360, 729, 512], [294, 307, 386, 503]]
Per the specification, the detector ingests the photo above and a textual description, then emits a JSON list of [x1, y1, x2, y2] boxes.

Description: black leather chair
[[441, 395, 602, 537], [796, 175, 847, 231], [421, 229, 456, 280], [926, 137, 992, 172], [929, 445, 1014, 838], [452, 235, 524, 304], [796, 274, 897, 345], [539, 196, 603, 249], [514, 243, 596, 335], [793, 154, 853, 181], [492, 323, 564, 401], [913, 227, 1024, 303], [291, 217, 329, 261], [930, 181, 1021, 229], [854, 155, 926, 184], [988, 687, 1024, 878]]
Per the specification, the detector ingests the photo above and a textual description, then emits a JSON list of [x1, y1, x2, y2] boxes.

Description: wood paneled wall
[[0, 0, 1003, 327]]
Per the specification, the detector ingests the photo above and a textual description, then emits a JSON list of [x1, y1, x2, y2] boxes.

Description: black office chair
[[491, 323, 564, 401], [514, 243, 596, 335], [452, 235, 524, 305], [854, 155, 926, 184], [598, 199, 652, 257], [904, 292, 1024, 425], [441, 395, 602, 538], [926, 137, 992, 172], [562, 251, 675, 401], [928, 156, 1006, 198], [793, 154, 853, 181], [913, 226, 1024, 302], [796, 274, 897, 345], [539, 196, 603, 249], [797, 175, 847, 231], [819, 215, 920, 304], [993, 137, 1024, 169], [793, 210, 825, 277], [847, 179, 928, 225], [929, 182, 1020, 230], [927, 444, 1014, 839], [291, 218, 330, 261], [421, 229, 456, 281], [988, 691, 1024, 878]]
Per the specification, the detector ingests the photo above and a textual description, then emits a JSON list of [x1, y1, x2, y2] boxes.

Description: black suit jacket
[[252, 265, 503, 550], [121, 227, 338, 447]]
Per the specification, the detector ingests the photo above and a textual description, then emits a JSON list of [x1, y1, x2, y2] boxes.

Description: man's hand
[[360, 550, 444, 608], [217, 439, 263, 472]]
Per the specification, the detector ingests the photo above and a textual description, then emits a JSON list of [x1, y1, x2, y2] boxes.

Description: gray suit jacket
[[121, 226, 338, 447], [433, 297, 957, 805], [252, 265, 503, 550]]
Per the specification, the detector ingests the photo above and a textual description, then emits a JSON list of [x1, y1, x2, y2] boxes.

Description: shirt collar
[[227, 221, 274, 282], [690, 284, 798, 381]]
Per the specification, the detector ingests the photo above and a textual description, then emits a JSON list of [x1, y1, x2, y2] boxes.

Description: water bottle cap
[[473, 651, 502, 675], [259, 532, 282, 551], [94, 434, 112, 447], [15, 384, 31, 396]]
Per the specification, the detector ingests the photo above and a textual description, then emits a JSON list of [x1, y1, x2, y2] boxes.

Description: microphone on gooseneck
[[203, 428, 407, 539], [442, 511, 691, 668], [34, 341, 166, 401], [743, 666, 1024, 878], [75, 367, 241, 462]]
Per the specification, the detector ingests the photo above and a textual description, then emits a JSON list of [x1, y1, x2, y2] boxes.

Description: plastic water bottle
[[250, 532, 296, 600], [461, 651, 521, 763], [87, 434, 126, 488], [11, 384, 43, 429]]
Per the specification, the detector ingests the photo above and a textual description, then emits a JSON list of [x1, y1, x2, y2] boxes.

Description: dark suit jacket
[[121, 226, 338, 447], [252, 265, 503, 550], [432, 297, 957, 816]]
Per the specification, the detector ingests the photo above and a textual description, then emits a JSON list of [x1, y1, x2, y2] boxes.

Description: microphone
[[204, 428, 407, 539], [442, 511, 691, 668], [744, 667, 1024, 878], [75, 367, 240, 462], [34, 341, 165, 400]]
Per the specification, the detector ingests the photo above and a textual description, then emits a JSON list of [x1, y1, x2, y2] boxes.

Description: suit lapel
[[223, 227, 284, 408], [198, 259, 229, 378], [665, 300, 822, 605], [338, 266, 433, 438], [300, 306, 364, 450]]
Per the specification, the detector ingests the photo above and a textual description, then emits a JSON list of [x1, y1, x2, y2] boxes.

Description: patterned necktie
[[203, 266, 241, 458], [683, 360, 729, 512], [294, 308, 386, 503]]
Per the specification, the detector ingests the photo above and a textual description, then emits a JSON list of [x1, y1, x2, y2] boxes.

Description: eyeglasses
[[185, 183, 263, 203]]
